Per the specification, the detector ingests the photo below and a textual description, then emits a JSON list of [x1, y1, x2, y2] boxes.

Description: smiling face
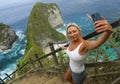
[[67, 25, 81, 42]]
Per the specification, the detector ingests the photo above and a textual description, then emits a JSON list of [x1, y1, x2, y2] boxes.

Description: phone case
[[91, 13, 101, 22]]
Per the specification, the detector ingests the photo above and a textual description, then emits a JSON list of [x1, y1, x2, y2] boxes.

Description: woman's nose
[[71, 32, 75, 36]]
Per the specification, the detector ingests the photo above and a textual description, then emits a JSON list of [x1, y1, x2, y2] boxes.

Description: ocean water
[[0, 30, 26, 79], [57, 14, 95, 37]]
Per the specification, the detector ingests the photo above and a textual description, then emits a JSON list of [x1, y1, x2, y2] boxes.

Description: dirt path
[[8, 73, 70, 84]]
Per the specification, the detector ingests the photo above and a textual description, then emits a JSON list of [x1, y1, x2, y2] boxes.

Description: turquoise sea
[[0, 30, 26, 79], [0, 0, 120, 79]]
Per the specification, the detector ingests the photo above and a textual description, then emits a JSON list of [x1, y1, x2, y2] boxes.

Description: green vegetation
[[18, 2, 66, 75], [0, 23, 5, 42], [25, 2, 66, 55], [17, 59, 28, 75], [0, 23, 6, 29], [0, 23, 10, 29]]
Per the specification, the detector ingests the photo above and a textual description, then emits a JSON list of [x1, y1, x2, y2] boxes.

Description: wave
[[0, 30, 26, 79], [0, 30, 25, 54], [0, 63, 16, 79], [56, 25, 66, 36]]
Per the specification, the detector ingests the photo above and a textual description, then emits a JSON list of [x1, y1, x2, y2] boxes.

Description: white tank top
[[66, 43, 87, 73]]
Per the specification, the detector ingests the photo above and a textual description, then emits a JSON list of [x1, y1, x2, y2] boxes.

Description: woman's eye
[[68, 32, 71, 34]]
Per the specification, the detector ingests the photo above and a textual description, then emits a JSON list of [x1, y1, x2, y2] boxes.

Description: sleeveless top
[[66, 43, 88, 73]]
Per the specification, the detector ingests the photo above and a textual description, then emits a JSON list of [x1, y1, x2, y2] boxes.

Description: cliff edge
[[0, 23, 18, 50]]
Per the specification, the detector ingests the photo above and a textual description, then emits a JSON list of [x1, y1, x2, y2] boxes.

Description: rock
[[0, 23, 18, 50], [26, 2, 66, 50], [48, 5, 63, 28]]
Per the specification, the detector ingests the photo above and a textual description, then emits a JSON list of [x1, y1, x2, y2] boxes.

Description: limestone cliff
[[47, 5, 63, 28], [24, 2, 66, 60], [0, 23, 18, 50]]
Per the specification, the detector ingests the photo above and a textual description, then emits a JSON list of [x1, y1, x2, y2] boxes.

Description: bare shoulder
[[84, 40, 96, 50]]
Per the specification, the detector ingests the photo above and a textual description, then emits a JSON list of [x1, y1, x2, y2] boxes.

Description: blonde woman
[[60, 17, 113, 84]]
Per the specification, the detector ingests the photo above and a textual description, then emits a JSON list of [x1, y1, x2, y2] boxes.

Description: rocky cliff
[[0, 23, 18, 50], [23, 2, 66, 60], [47, 5, 63, 28]]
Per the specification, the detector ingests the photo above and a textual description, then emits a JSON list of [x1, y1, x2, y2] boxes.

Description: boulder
[[0, 23, 18, 50]]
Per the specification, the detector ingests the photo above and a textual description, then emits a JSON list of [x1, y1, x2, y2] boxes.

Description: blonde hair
[[66, 23, 82, 42]]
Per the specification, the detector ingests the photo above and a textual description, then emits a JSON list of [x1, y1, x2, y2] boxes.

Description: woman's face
[[67, 26, 81, 41]]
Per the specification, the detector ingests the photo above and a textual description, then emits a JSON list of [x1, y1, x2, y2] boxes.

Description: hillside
[[19, 2, 66, 70], [8, 72, 70, 84]]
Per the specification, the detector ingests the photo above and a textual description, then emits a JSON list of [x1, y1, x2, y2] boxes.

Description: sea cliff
[[23, 2, 66, 61], [0, 23, 18, 50]]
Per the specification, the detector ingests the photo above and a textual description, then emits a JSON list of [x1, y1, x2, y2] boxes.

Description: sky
[[0, 0, 96, 8], [0, 0, 41, 8], [0, 0, 56, 8], [0, 0, 120, 25], [0, 0, 29, 7]]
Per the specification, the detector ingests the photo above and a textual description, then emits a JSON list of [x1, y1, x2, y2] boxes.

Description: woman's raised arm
[[85, 17, 113, 50]]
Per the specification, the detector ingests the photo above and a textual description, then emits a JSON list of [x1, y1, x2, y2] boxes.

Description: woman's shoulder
[[82, 40, 92, 50], [84, 39, 98, 50]]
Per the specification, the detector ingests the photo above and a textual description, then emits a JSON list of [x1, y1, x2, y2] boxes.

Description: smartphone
[[91, 13, 102, 22]]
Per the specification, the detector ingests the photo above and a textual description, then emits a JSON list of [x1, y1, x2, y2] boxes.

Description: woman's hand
[[60, 45, 67, 50], [94, 16, 113, 33]]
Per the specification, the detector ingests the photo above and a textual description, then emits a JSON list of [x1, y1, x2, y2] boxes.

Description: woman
[[60, 17, 113, 84]]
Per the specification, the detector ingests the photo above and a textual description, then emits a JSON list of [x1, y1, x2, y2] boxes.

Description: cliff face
[[24, 2, 66, 59], [48, 5, 63, 28], [0, 23, 18, 50]]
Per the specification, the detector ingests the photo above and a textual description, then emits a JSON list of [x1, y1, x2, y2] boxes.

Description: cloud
[[0, 0, 62, 8], [0, 0, 36, 8], [0, 0, 27, 5], [0, 0, 64, 7]]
